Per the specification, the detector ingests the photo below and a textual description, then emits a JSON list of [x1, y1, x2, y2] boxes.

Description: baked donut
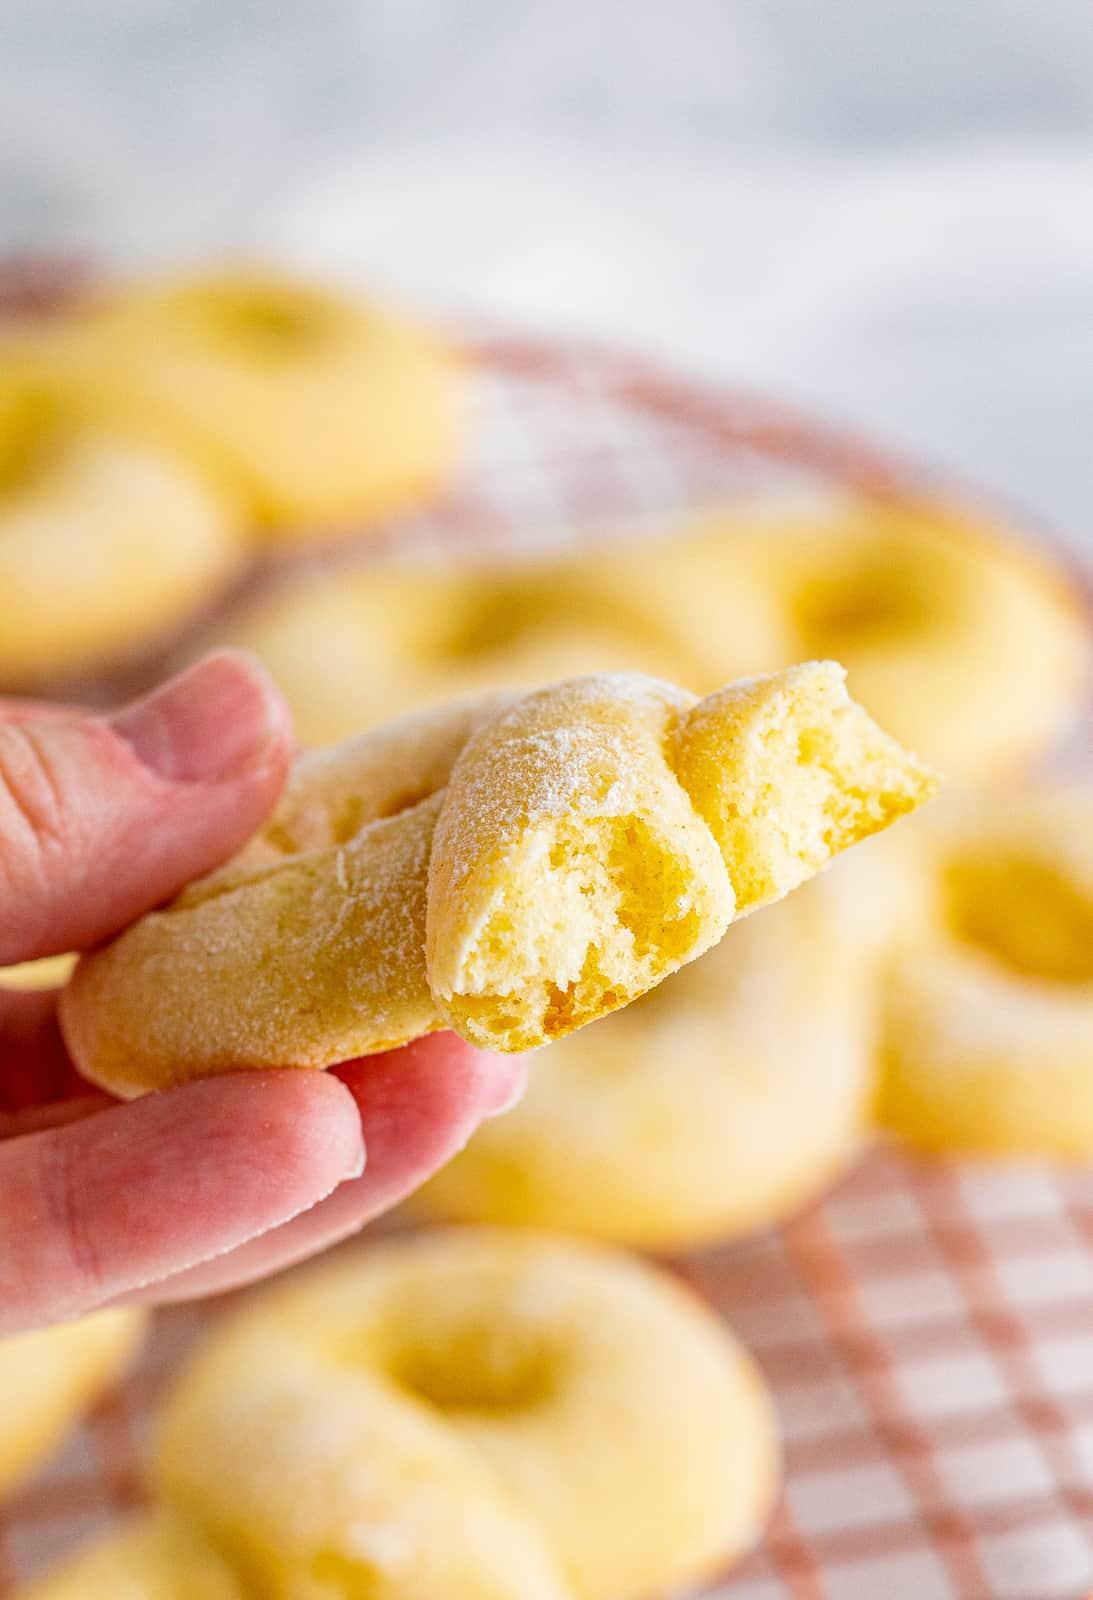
[[0, 1309, 145, 1500], [24, 1229, 776, 1600], [59, 663, 936, 1097], [417, 869, 875, 1248], [207, 545, 782, 745], [877, 782, 1093, 1158], [0, 954, 76, 992], [0, 365, 248, 685], [660, 500, 1089, 779], [18, 1514, 241, 1600], [48, 271, 462, 537], [204, 495, 1087, 775]]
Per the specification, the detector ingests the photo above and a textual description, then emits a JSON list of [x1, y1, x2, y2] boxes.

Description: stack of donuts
[[2, 265, 1091, 1597]]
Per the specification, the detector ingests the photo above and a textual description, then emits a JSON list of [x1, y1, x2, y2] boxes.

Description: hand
[[0, 652, 524, 1333]]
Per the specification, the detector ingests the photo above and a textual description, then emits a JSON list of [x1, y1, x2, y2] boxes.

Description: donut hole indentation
[[389, 1325, 559, 1415], [183, 285, 338, 357], [791, 556, 943, 655], [262, 785, 443, 860], [309, 1552, 385, 1595], [435, 584, 548, 663], [0, 389, 67, 499], [946, 857, 1093, 985], [431, 579, 665, 673]]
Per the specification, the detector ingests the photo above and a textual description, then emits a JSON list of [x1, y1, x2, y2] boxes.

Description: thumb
[[0, 651, 293, 965]]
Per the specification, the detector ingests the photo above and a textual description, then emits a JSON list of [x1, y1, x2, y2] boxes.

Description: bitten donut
[[0, 1310, 145, 1500], [59, 663, 936, 1097], [24, 1230, 779, 1600], [417, 869, 875, 1248], [207, 546, 782, 745], [0, 364, 248, 684], [658, 499, 1089, 779], [877, 782, 1093, 1158], [49, 270, 462, 536]]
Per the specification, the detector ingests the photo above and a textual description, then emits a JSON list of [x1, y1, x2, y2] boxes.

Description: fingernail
[[483, 1063, 527, 1120], [110, 652, 287, 783]]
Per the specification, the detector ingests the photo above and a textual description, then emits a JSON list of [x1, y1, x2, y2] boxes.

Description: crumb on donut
[[428, 675, 734, 1052], [450, 810, 720, 1049], [432, 665, 937, 1053], [675, 660, 938, 915]]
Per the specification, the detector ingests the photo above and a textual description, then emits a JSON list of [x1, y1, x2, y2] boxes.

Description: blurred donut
[[418, 870, 875, 1248], [201, 545, 778, 745], [0, 1310, 146, 1500], [203, 495, 1087, 777], [877, 782, 1093, 1157], [0, 365, 248, 685], [55, 271, 462, 537], [18, 1514, 239, 1599], [152, 1228, 779, 1600], [674, 499, 1089, 779]]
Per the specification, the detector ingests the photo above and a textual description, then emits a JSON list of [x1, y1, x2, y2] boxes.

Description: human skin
[[0, 651, 523, 1333]]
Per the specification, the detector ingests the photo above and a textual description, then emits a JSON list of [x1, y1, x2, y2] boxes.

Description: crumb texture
[[675, 661, 937, 914]]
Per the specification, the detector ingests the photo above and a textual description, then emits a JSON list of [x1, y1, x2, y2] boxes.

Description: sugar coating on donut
[[427, 674, 733, 1051], [877, 783, 1093, 1158], [429, 664, 936, 1052], [151, 1229, 779, 1600], [60, 666, 936, 1093]]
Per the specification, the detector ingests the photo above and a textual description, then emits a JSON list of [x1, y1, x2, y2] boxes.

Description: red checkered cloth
[[0, 329, 1090, 1598]]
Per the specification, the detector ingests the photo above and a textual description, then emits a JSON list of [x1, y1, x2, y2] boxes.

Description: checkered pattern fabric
[[1, 329, 1090, 1598]]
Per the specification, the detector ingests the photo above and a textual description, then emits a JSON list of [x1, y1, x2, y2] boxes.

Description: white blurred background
[[1, 1, 1091, 540]]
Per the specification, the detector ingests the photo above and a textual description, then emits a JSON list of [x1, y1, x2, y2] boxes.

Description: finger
[[121, 1036, 527, 1303], [0, 1094, 111, 1140], [0, 650, 293, 965], [0, 1069, 365, 1333], [0, 987, 81, 1112], [0, 701, 85, 726]]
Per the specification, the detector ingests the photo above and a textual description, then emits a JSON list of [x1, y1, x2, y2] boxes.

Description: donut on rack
[[0, 1311, 146, 1501], [0, 363, 249, 686], [648, 499, 1089, 780], [59, 662, 936, 1097], [204, 495, 1088, 777], [877, 781, 1093, 1158], [206, 544, 783, 746], [22, 1229, 780, 1600], [417, 866, 876, 1248], [32, 270, 462, 538]]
